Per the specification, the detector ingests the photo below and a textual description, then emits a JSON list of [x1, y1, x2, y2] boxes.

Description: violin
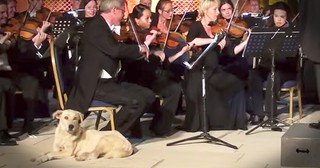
[[114, 16, 187, 51], [2, 16, 23, 36], [18, 7, 61, 40], [211, 18, 249, 38], [155, 31, 186, 49]]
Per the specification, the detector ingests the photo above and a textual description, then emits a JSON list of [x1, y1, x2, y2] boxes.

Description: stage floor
[[1, 96, 319, 168]]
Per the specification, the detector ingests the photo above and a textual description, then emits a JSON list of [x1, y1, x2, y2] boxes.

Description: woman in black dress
[[182, 0, 248, 132]]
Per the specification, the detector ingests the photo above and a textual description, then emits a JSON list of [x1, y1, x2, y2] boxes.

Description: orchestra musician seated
[[0, 0, 19, 146], [8, 0, 54, 135], [246, 1, 298, 124], [120, 3, 193, 137], [64, 0, 156, 138]]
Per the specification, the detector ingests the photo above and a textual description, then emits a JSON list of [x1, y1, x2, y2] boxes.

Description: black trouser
[[12, 74, 40, 128], [248, 67, 295, 117], [149, 78, 182, 136], [0, 78, 14, 131], [95, 80, 155, 135]]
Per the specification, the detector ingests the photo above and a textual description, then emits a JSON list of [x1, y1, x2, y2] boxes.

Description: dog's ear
[[78, 112, 84, 123], [52, 110, 63, 120]]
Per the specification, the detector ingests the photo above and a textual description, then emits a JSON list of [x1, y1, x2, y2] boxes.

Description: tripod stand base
[[246, 117, 290, 135], [167, 132, 238, 149]]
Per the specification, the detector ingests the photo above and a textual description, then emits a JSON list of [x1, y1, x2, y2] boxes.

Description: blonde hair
[[198, 0, 220, 17]]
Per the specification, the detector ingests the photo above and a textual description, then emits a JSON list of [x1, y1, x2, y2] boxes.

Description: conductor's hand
[[139, 44, 150, 61]]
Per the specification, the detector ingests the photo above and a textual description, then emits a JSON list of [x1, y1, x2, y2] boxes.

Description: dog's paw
[[75, 152, 89, 161], [30, 155, 50, 164]]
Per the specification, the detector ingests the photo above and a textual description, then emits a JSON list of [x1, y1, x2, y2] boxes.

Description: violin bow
[[291, 12, 300, 23], [127, 16, 142, 46], [174, 2, 192, 32], [161, 10, 175, 52], [226, 0, 240, 34], [237, 0, 248, 18], [127, 16, 149, 61], [45, 3, 56, 22]]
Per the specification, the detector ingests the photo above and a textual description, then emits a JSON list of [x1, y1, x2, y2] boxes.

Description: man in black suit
[[300, 0, 320, 104], [65, 0, 155, 136], [300, 0, 320, 129]]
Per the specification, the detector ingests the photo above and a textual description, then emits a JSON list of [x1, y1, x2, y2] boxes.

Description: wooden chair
[[49, 41, 116, 130], [280, 80, 303, 124]]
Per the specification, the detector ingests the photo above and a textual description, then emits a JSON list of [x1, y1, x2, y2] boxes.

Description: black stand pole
[[166, 33, 238, 149], [246, 48, 290, 135], [167, 67, 238, 149]]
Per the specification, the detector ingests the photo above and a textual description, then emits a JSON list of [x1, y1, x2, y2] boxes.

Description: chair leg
[[289, 88, 294, 124], [95, 111, 103, 130], [297, 88, 303, 119], [110, 109, 115, 131]]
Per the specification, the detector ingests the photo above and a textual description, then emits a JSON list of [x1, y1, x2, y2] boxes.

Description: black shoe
[[20, 124, 39, 136], [309, 122, 320, 129], [3, 131, 20, 141], [250, 115, 264, 125], [0, 136, 18, 146]]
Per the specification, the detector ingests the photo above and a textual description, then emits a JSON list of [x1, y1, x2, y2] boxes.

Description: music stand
[[166, 33, 238, 149], [243, 27, 300, 135]]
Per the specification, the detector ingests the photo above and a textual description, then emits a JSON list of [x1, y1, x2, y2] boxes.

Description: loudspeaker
[[281, 123, 320, 167]]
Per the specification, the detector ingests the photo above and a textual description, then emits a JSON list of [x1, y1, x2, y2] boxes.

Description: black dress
[[182, 21, 247, 132]]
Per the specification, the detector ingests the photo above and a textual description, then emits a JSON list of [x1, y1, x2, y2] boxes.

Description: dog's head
[[52, 109, 84, 135]]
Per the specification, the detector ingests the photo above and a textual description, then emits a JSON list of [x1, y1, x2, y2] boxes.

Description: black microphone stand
[[245, 48, 290, 135], [166, 33, 238, 149]]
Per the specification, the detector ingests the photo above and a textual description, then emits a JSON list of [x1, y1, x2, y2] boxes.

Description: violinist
[[9, 0, 53, 135], [139, 0, 156, 22], [150, 0, 192, 76], [215, 1, 250, 124], [247, 1, 297, 124], [6, 0, 16, 20], [1, 0, 20, 37], [65, 0, 155, 138], [78, 0, 97, 18], [244, 0, 261, 14], [151, 0, 173, 33], [62, 0, 82, 18], [139, 0, 152, 8], [120, 4, 192, 137], [182, 0, 247, 132], [0, 0, 19, 146], [240, 0, 266, 28], [70, 0, 82, 11]]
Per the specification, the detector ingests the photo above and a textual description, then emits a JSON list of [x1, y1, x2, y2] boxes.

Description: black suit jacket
[[66, 15, 142, 112]]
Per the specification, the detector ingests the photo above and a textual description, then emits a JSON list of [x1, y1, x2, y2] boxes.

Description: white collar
[[106, 20, 121, 35]]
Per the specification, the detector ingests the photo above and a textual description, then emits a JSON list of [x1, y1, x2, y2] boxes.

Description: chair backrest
[[50, 41, 67, 110]]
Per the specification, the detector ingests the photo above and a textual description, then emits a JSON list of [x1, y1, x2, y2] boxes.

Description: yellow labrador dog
[[32, 109, 133, 164]]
